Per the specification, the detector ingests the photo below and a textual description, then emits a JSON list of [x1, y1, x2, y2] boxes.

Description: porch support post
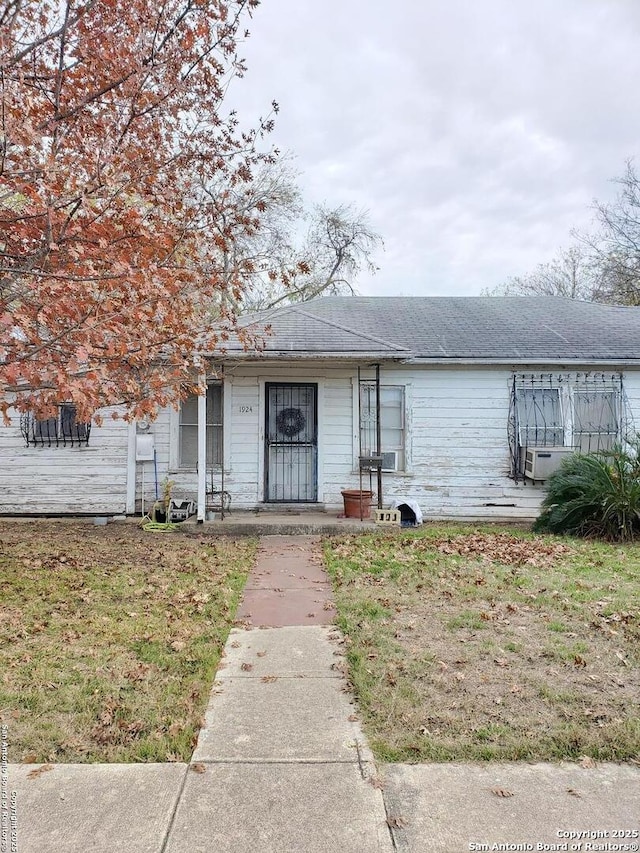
[[197, 380, 207, 523], [126, 420, 137, 514], [375, 363, 383, 509]]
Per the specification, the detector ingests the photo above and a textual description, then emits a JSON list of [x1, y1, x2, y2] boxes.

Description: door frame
[[264, 381, 318, 503]]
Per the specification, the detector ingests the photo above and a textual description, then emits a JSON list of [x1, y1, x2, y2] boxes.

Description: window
[[573, 391, 619, 454], [515, 388, 563, 448], [179, 384, 223, 468], [509, 373, 628, 481], [21, 404, 91, 447], [359, 383, 405, 470]]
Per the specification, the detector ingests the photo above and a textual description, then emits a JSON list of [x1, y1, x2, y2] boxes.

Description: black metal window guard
[[20, 404, 91, 447], [507, 372, 633, 482]]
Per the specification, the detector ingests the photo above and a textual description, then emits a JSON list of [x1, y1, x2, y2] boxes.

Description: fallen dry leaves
[[324, 527, 640, 763], [26, 765, 54, 780], [386, 815, 408, 829], [0, 520, 256, 763], [432, 532, 573, 567]]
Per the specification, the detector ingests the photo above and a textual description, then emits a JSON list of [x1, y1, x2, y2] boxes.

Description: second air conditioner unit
[[381, 451, 399, 472]]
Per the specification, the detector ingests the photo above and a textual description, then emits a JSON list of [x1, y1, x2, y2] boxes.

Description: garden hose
[[142, 521, 180, 532]]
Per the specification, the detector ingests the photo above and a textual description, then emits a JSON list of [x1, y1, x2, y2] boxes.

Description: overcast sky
[[233, 0, 640, 297]]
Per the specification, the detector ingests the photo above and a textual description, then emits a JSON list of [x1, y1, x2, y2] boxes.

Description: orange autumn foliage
[[0, 0, 276, 422]]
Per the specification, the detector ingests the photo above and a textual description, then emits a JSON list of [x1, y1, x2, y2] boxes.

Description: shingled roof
[[230, 296, 640, 363]]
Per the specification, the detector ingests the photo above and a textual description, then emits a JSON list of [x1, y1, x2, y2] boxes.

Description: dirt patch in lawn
[[324, 527, 640, 763], [0, 519, 256, 763]]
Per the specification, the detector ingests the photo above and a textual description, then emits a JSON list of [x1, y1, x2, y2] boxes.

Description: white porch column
[[126, 420, 137, 514], [197, 381, 207, 523]]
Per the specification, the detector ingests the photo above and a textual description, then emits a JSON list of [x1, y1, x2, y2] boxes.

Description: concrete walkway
[[7, 535, 640, 852], [168, 535, 390, 852]]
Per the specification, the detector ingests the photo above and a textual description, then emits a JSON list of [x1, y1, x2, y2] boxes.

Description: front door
[[265, 383, 317, 502]]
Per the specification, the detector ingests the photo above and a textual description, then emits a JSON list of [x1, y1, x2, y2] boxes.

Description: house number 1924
[[239, 405, 253, 413]]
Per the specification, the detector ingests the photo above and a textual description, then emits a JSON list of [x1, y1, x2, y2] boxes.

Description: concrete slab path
[[6, 534, 640, 852], [7, 763, 187, 852], [382, 762, 640, 852], [168, 623, 391, 852], [172, 535, 392, 851], [235, 535, 336, 626]]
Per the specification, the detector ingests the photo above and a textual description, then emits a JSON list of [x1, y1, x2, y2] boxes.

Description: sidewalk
[[7, 535, 640, 852]]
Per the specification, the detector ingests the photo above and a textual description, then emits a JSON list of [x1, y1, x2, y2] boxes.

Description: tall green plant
[[533, 441, 640, 541]]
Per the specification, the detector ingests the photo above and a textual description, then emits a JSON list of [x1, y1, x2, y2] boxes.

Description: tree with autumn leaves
[[1, 0, 285, 424]]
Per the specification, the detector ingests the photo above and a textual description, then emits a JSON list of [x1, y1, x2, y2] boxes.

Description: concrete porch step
[[190, 512, 376, 536], [252, 502, 328, 514]]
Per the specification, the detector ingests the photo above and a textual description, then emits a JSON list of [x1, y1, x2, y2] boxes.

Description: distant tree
[[483, 246, 600, 301], [201, 158, 304, 311], [487, 161, 640, 306], [242, 203, 383, 311], [0, 0, 277, 424], [587, 160, 640, 306]]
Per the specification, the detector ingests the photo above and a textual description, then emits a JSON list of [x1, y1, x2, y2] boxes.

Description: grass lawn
[[323, 525, 640, 764], [0, 520, 256, 763]]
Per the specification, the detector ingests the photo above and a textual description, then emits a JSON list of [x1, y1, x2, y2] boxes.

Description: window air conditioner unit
[[524, 447, 574, 481], [381, 451, 399, 472]]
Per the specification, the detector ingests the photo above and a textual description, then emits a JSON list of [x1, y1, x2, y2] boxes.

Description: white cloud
[[233, 0, 640, 295]]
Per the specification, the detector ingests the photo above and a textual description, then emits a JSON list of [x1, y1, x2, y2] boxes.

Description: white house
[[3, 296, 640, 520]]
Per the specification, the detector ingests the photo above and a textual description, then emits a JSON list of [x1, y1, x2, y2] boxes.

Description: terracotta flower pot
[[341, 489, 373, 519]]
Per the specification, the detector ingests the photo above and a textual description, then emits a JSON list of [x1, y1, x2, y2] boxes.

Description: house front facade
[[3, 296, 640, 520]]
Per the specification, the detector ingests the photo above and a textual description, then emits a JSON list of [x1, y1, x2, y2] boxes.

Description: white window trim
[[516, 384, 622, 451], [169, 405, 181, 472], [169, 379, 229, 473], [351, 377, 412, 475], [570, 387, 621, 451]]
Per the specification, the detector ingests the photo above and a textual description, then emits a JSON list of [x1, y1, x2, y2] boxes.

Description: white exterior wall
[[222, 364, 356, 507], [143, 363, 357, 511], [0, 407, 130, 514], [378, 365, 640, 520], [393, 365, 539, 519], [157, 362, 636, 521], [5, 364, 640, 520]]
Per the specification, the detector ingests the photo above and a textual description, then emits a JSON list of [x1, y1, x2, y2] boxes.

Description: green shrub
[[533, 442, 640, 541]]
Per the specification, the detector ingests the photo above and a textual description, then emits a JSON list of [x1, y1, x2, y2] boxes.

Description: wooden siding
[[0, 407, 130, 514], [5, 365, 640, 521], [128, 364, 640, 520]]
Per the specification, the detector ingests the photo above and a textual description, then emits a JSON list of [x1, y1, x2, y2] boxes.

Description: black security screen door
[[265, 383, 317, 502]]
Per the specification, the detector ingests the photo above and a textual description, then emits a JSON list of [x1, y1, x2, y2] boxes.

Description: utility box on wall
[[135, 434, 155, 461]]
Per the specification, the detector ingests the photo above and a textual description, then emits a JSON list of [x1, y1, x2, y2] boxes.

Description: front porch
[[184, 508, 377, 536]]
